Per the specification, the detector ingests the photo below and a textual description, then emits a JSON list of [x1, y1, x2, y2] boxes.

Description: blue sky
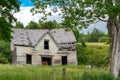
[[19, 0, 33, 6], [14, 0, 62, 26]]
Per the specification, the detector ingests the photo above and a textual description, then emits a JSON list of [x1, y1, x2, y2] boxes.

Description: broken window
[[62, 56, 67, 65], [26, 54, 32, 64], [44, 40, 49, 50]]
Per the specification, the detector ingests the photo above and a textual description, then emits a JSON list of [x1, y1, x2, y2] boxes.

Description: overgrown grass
[[0, 65, 115, 80], [77, 42, 110, 67]]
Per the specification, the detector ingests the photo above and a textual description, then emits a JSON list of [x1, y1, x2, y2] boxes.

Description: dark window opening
[[62, 56, 67, 65], [44, 40, 49, 50], [26, 54, 32, 64], [42, 57, 51, 65]]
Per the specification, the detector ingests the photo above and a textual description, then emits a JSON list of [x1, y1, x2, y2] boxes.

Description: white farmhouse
[[11, 28, 77, 65]]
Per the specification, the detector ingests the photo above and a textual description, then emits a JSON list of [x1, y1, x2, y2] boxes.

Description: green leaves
[[31, 0, 120, 30], [25, 21, 40, 29], [0, 17, 12, 41], [25, 20, 61, 29], [0, 40, 12, 63], [0, 0, 20, 41]]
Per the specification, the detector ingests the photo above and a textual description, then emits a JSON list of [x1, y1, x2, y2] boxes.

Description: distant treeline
[[78, 28, 109, 43]]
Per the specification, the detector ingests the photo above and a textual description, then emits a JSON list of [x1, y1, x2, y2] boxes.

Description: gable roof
[[34, 31, 59, 48], [12, 28, 76, 47], [50, 29, 76, 44]]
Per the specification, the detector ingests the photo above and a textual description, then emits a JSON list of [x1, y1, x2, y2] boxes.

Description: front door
[[42, 57, 52, 65], [62, 56, 67, 65], [26, 54, 32, 64]]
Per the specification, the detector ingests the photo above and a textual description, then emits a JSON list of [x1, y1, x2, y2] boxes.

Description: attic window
[[44, 40, 49, 50]]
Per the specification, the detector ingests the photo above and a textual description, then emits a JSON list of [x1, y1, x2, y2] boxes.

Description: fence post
[[62, 67, 66, 80], [53, 66, 56, 80]]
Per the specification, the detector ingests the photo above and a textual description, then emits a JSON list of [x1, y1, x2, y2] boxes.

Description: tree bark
[[107, 16, 120, 77]]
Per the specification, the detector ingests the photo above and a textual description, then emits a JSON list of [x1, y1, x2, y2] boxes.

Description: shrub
[[105, 38, 110, 44], [76, 44, 88, 64], [98, 36, 108, 42], [0, 53, 8, 63], [76, 44, 109, 67], [0, 40, 12, 63]]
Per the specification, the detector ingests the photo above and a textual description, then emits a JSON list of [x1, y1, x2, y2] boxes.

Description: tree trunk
[[107, 16, 120, 78]]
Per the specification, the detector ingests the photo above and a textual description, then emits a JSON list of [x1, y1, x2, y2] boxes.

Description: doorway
[[42, 57, 52, 65], [26, 54, 32, 64], [62, 56, 67, 65]]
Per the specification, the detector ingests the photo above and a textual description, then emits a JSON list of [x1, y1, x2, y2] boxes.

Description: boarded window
[[26, 54, 32, 64], [44, 40, 49, 50]]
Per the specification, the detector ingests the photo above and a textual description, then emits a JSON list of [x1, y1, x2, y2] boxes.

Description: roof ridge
[[12, 28, 76, 46]]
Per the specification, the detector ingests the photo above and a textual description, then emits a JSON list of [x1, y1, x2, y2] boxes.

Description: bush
[[0, 53, 8, 63], [76, 44, 109, 67], [0, 40, 12, 63], [81, 41, 86, 47], [98, 36, 108, 42], [76, 45, 87, 64]]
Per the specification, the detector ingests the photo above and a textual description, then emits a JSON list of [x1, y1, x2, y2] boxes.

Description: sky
[[14, 0, 107, 34], [19, 0, 33, 6], [14, 0, 62, 26]]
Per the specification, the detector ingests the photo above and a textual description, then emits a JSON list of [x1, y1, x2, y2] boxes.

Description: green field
[[0, 65, 113, 80]]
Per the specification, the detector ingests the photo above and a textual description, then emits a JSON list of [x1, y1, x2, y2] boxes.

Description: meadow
[[0, 65, 113, 80]]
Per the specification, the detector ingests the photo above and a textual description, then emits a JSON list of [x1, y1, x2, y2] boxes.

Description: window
[[26, 54, 32, 64], [62, 56, 67, 65], [44, 40, 49, 50]]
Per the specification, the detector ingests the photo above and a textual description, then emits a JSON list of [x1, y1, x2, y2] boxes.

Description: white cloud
[[80, 21, 107, 34], [14, 6, 107, 33], [14, 6, 62, 26]]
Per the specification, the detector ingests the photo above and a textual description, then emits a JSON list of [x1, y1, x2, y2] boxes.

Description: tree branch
[[98, 17, 108, 22], [62, 0, 67, 14]]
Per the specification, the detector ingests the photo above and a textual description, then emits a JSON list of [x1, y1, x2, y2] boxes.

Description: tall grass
[[0, 65, 114, 80]]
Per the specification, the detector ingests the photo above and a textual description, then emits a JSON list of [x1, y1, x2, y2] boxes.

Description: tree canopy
[[15, 21, 24, 29], [31, 0, 120, 77], [24, 20, 61, 29], [0, 0, 20, 41], [87, 28, 106, 42], [31, 0, 120, 28], [39, 20, 61, 29], [25, 21, 40, 29]]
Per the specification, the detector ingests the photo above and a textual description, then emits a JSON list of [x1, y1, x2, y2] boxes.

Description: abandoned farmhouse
[[11, 28, 77, 66]]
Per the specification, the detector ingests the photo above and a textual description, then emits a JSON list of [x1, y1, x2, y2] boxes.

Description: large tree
[[31, 0, 120, 77], [0, 0, 20, 41]]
